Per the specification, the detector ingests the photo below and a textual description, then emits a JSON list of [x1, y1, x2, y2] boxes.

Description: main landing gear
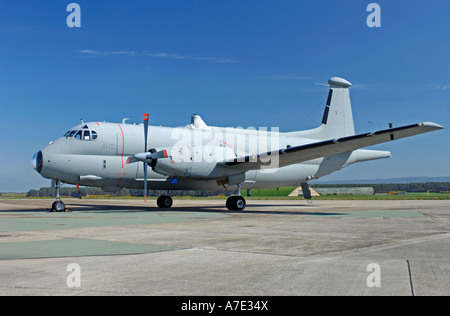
[[50, 180, 67, 212], [226, 183, 246, 211], [153, 186, 247, 211], [157, 195, 173, 208], [226, 195, 246, 211]]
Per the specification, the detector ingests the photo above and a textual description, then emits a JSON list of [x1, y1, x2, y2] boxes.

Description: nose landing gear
[[51, 200, 66, 212], [50, 180, 67, 212]]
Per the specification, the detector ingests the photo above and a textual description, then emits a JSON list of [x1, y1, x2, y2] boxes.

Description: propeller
[[76, 184, 82, 199], [126, 113, 170, 202], [143, 113, 149, 202]]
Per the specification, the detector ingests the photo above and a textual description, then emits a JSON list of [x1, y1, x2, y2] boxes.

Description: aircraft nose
[[32, 150, 43, 173]]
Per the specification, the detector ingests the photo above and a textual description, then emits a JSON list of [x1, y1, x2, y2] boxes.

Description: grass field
[[243, 187, 298, 197], [303, 192, 450, 200], [244, 187, 450, 200]]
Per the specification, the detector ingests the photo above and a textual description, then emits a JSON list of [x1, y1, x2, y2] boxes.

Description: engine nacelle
[[152, 145, 236, 179]]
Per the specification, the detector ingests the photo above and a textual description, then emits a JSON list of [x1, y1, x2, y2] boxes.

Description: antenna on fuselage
[[80, 118, 84, 124]]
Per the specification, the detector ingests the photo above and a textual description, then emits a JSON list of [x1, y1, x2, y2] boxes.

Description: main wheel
[[157, 195, 173, 208], [226, 196, 246, 211], [51, 200, 66, 212]]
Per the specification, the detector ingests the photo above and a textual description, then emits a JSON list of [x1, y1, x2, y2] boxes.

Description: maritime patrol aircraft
[[32, 77, 443, 211]]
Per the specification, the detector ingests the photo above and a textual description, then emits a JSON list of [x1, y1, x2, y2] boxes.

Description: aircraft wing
[[220, 122, 443, 171]]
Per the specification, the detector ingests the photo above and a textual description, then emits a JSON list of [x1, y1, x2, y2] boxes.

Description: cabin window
[[91, 131, 98, 140]]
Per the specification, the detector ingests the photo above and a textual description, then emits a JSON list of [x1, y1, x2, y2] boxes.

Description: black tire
[[52, 200, 66, 212], [157, 195, 173, 208], [226, 196, 235, 210], [226, 196, 246, 211]]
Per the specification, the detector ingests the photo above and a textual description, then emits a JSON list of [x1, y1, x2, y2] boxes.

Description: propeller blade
[[148, 149, 169, 160], [143, 162, 148, 202], [76, 183, 82, 199], [143, 113, 149, 202], [143, 113, 149, 152], [126, 156, 138, 164], [127, 149, 170, 164]]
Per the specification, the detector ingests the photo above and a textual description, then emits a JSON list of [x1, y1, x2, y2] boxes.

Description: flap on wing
[[220, 122, 443, 172]]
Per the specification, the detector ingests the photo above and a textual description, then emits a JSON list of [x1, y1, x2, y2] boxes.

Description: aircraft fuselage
[[33, 120, 389, 193]]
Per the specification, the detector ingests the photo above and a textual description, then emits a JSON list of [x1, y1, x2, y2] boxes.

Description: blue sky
[[0, 0, 449, 192]]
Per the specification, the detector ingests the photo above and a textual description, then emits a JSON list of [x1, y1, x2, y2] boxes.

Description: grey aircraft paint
[[32, 77, 444, 211]]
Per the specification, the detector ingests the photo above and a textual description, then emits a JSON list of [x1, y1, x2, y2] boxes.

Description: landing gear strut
[[226, 183, 246, 211], [51, 180, 67, 212]]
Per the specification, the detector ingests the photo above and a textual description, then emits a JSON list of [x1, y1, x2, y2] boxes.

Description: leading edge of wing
[[221, 122, 444, 170]]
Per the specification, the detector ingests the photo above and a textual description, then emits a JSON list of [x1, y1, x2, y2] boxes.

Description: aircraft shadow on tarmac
[[0, 201, 347, 216], [53, 202, 346, 217]]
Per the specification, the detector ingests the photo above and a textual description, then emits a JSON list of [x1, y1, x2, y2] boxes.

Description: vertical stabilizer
[[321, 77, 355, 139], [291, 77, 356, 140]]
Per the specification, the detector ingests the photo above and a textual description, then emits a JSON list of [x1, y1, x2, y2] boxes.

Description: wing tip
[[420, 122, 444, 130]]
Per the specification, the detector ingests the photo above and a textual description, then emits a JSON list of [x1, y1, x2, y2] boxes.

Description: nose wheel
[[51, 200, 66, 212], [50, 180, 67, 212]]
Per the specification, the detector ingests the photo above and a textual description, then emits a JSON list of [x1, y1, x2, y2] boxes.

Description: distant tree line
[[25, 186, 227, 198], [24, 182, 450, 198], [311, 182, 450, 193]]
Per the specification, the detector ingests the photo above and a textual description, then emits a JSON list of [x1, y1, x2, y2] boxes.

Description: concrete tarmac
[[0, 198, 449, 296]]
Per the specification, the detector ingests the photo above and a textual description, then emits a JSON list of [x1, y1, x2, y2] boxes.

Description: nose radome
[[32, 150, 43, 173]]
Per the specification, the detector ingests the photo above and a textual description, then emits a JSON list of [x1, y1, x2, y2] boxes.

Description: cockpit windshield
[[64, 129, 98, 140]]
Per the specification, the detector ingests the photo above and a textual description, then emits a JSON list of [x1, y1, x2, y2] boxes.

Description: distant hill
[[315, 176, 450, 184]]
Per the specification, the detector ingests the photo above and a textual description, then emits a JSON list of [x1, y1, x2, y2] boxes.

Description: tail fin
[[292, 77, 356, 140], [321, 77, 355, 138]]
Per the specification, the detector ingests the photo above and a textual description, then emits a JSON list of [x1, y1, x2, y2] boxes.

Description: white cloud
[[79, 49, 237, 63], [80, 49, 136, 55], [350, 83, 368, 90], [431, 83, 450, 91], [259, 75, 314, 81]]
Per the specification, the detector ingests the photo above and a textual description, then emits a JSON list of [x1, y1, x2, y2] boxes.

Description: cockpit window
[[68, 130, 77, 138], [74, 130, 82, 140], [65, 129, 98, 140], [83, 130, 91, 140]]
